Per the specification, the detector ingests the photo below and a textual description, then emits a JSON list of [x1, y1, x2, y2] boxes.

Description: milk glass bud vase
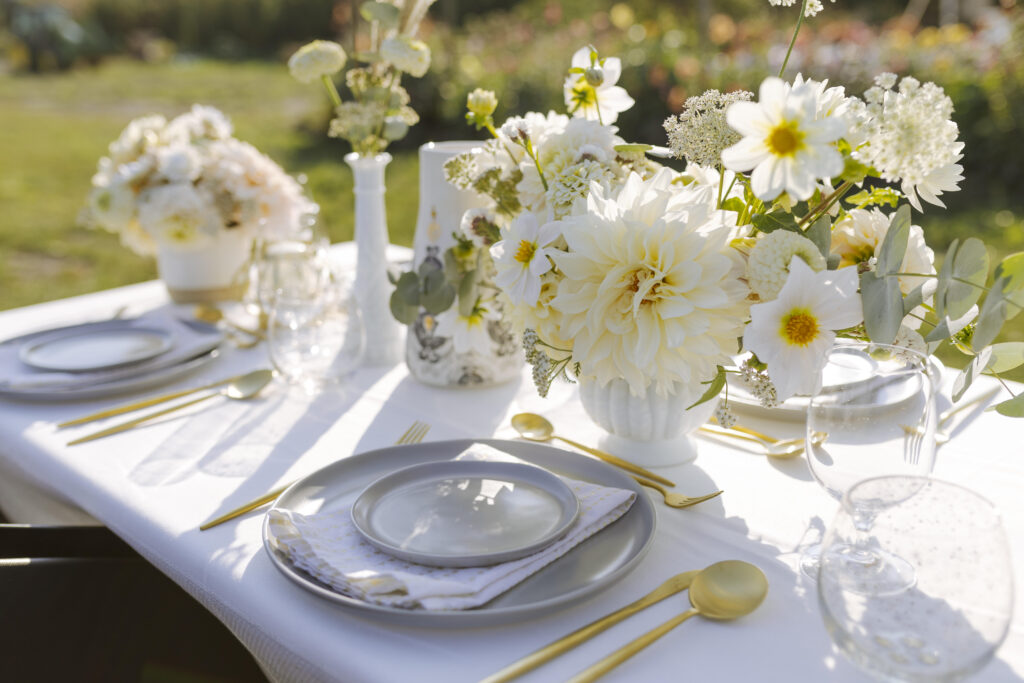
[[345, 152, 405, 366]]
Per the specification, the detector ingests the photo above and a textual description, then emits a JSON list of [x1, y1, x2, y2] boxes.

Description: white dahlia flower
[[548, 170, 749, 398]]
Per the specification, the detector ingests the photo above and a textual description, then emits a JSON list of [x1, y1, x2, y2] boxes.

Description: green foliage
[[687, 365, 726, 410]]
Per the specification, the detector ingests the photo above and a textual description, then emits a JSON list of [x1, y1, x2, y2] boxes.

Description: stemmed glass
[[800, 341, 939, 578], [819, 476, 1013, 682]]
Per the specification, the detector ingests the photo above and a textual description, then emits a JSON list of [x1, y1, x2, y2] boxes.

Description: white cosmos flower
[[437, 307, 494, 355], [722, 76, 846, 201], [563, 46, 634, 125], [490, 212, 560, 306], [548, 170, 749, 398], [742, 257, 862, 400]]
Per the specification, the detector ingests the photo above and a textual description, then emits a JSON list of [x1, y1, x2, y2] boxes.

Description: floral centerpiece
[[445, 4, 1023, 459], [288, 0, 437, 365], [84, 105, 315, 303]]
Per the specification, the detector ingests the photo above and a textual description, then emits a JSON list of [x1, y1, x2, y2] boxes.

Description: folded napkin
[[267, 443, 636, 611], [0, 307, 222, 391]]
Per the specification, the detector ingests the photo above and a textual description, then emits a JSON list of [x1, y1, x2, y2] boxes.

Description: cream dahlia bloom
[[548, 170, 749, 398], [563, 46, 634, 125], [742, 257, 862, 400], [288, 40, 347, 84], [722, 77, 846, 201]]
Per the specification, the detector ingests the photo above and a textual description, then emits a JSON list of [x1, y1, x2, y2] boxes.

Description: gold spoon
[[194, 304, 264, 340], [569, 560, 769, 683], [633, 477, 722, 509], [511, 412, 675, 488], [67, 369, 274, 445]]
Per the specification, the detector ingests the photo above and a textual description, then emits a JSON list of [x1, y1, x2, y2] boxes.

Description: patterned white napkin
[[267, 443, 636, 611], [0, 307, 222, 391]]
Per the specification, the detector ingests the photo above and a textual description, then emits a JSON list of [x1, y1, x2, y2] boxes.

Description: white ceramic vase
[[578, 376, 719, 467], [406, 141, 522, 387], [345, 152, 405, 366], [155, 230, 251, 304]]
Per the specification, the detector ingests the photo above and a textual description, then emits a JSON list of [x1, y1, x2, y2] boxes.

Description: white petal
[[750, 158, 786, 201], [722, 137, 770, 172]]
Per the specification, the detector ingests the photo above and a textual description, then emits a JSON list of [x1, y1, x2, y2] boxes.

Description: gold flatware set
[[482, 560, 768, 683]]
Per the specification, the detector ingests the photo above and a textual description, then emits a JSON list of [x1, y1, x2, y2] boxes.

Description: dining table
[[0, 242, 1020, 683]]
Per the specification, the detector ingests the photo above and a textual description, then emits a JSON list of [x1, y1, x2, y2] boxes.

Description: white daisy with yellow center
[[490, 212, 560, 306], [722, 76, 846, 201], [563, 46, 635, 125], [742, 257, 862, 400]]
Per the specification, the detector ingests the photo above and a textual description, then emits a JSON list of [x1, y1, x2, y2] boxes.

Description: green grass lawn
[[0, 58, 1020, 381], [0, 57, 421, 310]]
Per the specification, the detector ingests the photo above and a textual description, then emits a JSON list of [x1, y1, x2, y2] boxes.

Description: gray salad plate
[[263, 438, 656, 628]]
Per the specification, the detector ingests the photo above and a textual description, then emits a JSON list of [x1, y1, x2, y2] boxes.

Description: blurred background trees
[[1, 0, 1022, 314]]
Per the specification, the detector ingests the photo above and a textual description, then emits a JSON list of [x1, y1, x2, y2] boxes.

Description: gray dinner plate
[[263, 438, 656, 628], [351, 460, 580, 567]]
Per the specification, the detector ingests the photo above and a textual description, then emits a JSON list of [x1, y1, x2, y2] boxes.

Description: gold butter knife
[[479, 571, 699, 683], [57, 369, 272, 428]]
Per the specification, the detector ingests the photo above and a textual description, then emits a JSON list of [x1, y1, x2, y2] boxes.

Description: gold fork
[[198, 420, 432, 531]]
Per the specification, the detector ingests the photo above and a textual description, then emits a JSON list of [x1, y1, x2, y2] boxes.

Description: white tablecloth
[[0, 244, 1021, 683]]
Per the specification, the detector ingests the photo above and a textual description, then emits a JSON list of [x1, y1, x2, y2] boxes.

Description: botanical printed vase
[[345, 152, 405, 366], [406, 141, 522, 387], [578, 376, 719, 467], [156, 230, 251, 304]]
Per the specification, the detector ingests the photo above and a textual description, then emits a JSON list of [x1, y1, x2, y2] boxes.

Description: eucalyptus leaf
[[394, 271, 420, 306], [994, 252, 1024, 293], [751, 210, 798, 234], [973, 287, 1007, 351], [945, 237, 988, 320], [804, 215, 832, 259], [924, 315, 952, 345], [860, 270, 903, 344], [994, 392, 1024, 418], [985, 342, 1024, 373], [421, 267, 447, 297], [389, 289, 419, 325], [359, 1, 400, 28], [875, 204, 910, 275], [687, 365, 726, 410], [826, 253, 841, 270], [418, 258, 442, 278], [952, 347, 992, 402], [934, 238, 958, 320], [902, 282, 928, 316], [421, 282, 456, 314], [457, 270, 479, 317]]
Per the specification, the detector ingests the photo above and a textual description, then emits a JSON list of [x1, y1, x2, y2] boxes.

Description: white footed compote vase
[[578, 376, 718, 467], [345, 152, 405, 366]]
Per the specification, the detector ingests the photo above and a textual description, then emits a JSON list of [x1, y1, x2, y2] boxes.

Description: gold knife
[[478, 571, 699, 683], [57, 370, 267, 428]]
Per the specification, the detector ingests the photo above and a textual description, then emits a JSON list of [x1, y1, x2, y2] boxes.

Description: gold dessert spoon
[[569, 560, 769, 682]]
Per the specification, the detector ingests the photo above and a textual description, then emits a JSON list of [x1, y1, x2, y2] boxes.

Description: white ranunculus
[[154, 144, 202, 183], [831, 208, 935, 296], [380, 36, 431, 78], [722, 76, 846, 201], [88, 181, 136, 233], [137, 183, 222, 247], [108, 115, 168, 165], [547, 170, 749, 398], [166, 104, 233, 142], [288, 40, 347, 84]]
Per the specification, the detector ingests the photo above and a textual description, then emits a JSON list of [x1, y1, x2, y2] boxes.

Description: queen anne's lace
[[664, 90, 753, 168]]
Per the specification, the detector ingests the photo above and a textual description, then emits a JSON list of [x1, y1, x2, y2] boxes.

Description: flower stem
[[321, 75, 342, 108], [779, 0, 810, 78], [717, 166, 726, 210], [799, 180, 854, 228]]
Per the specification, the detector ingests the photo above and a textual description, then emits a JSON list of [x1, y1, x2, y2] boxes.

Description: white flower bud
[[288, 40, 347, 84], [584, 66, 604, 87]]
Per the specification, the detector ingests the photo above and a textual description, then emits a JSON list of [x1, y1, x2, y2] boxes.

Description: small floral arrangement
[[445, 2, 1024, 418], [84, 105, 315, 255], [288, 0, 437, 157]]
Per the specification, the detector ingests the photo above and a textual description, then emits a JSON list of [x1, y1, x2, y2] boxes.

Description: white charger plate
[[263, 438, 655, 627], [351, 460, 580, 567], [19, 326, 173, 372]]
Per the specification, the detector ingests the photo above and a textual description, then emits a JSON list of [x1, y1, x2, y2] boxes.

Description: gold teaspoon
[[568, 560, 768, 683]]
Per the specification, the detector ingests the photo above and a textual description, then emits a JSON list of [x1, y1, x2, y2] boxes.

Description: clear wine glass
[[267, 282, 365, 394], [819, 475, 1013, 682], [800, 341, 939, 578]]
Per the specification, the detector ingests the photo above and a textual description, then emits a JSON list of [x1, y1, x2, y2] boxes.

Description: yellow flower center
[[570, 82, 597, 109], [766, 120, 805, 157], [514, 239, 536, 265], [780, 308, 820, 346]]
